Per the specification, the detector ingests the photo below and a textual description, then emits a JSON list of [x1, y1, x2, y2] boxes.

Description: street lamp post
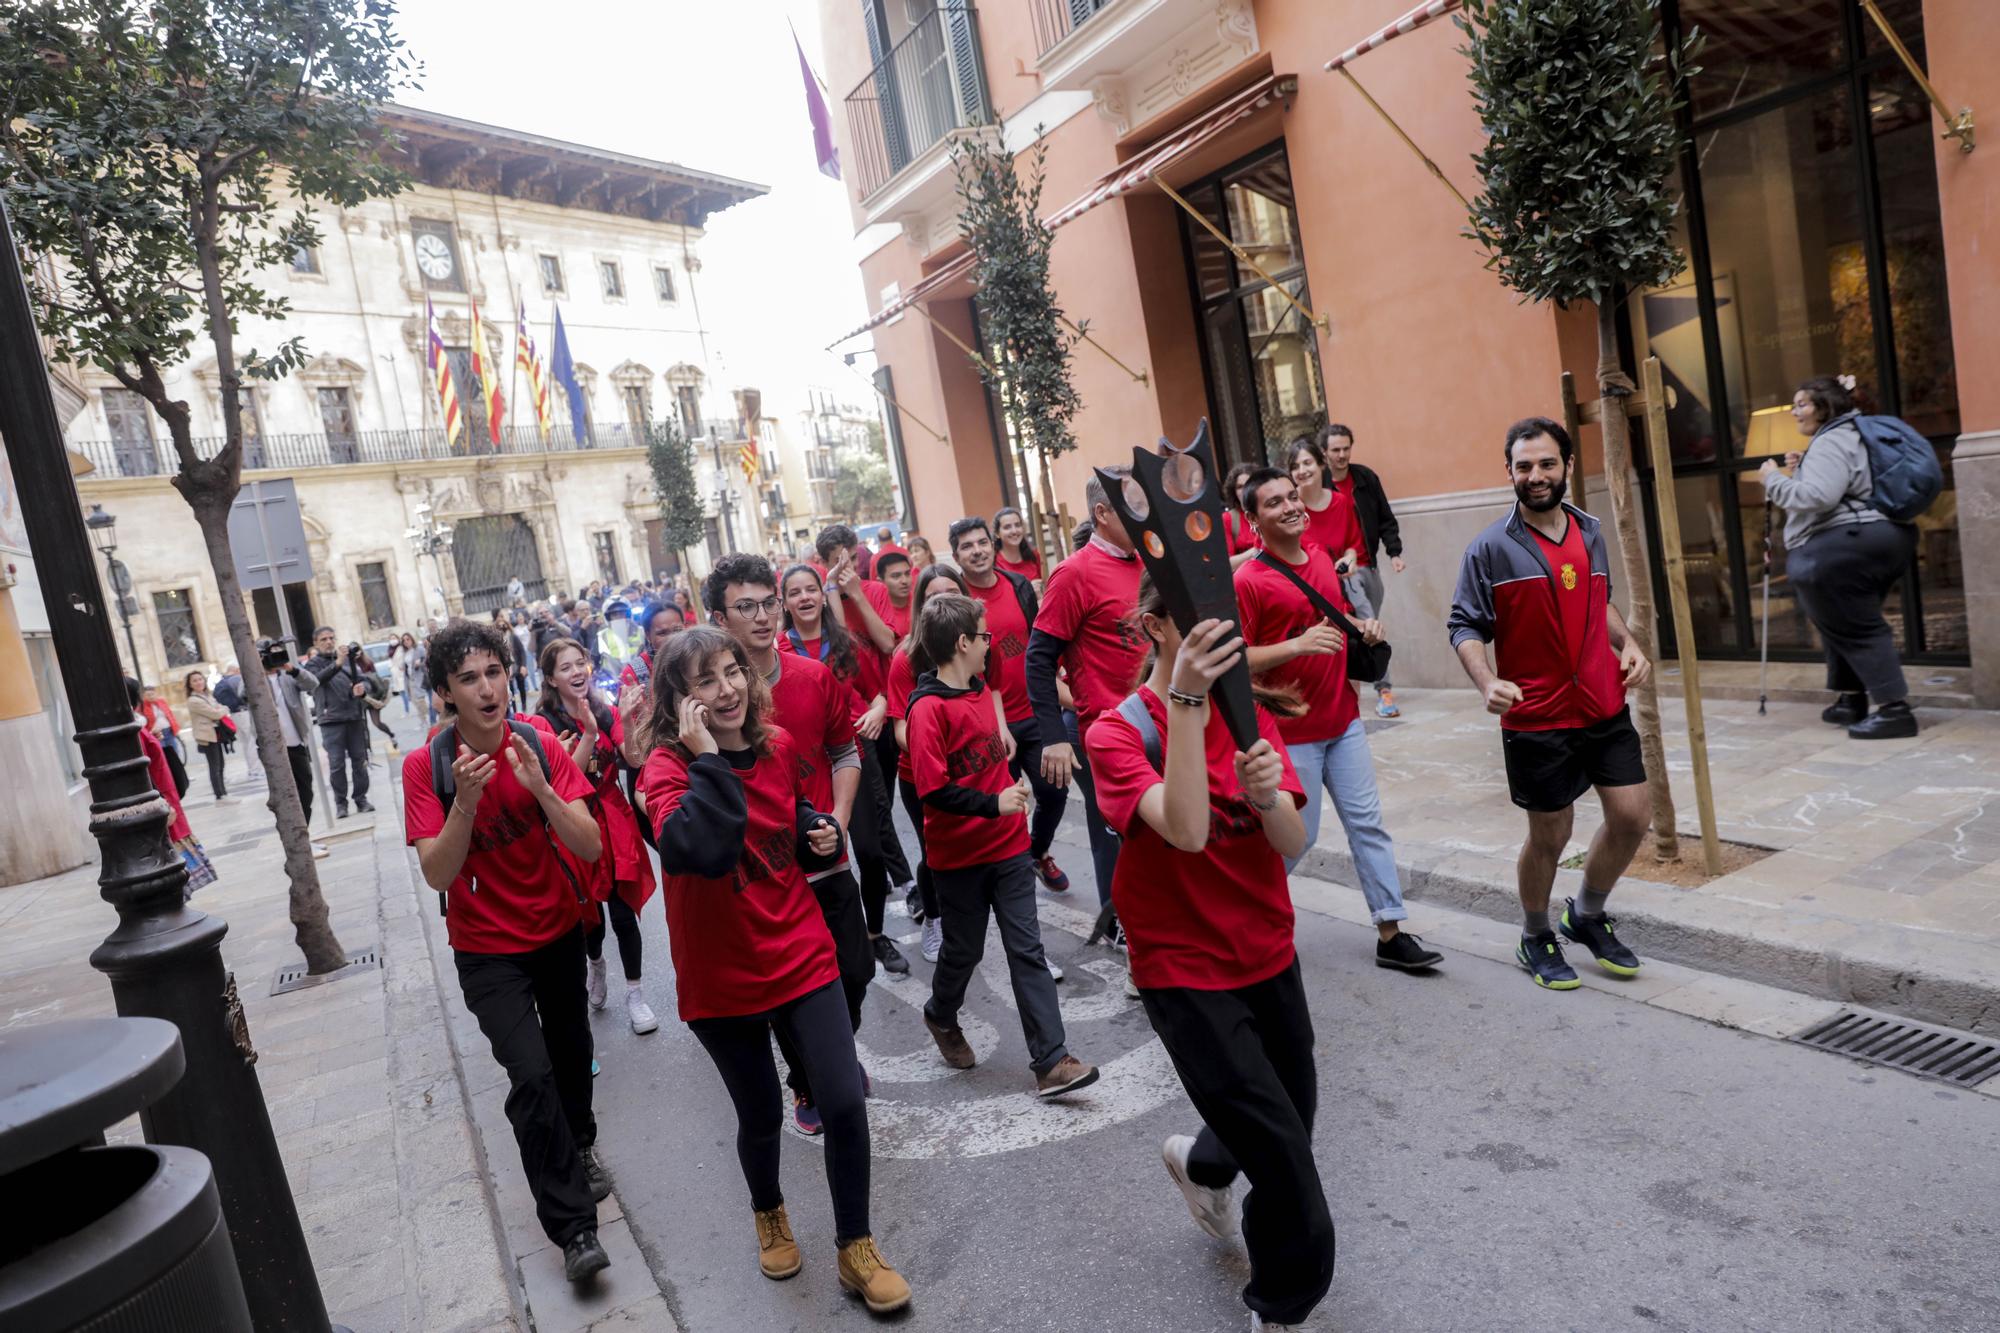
[[84, 505, 144, 680], [0, 199, 339, 1331], [404, 502, 453, 619]]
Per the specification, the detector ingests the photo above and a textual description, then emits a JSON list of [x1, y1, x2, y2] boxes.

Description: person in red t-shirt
[[536, 638, 660, 1037], [1449, 418, 1649, 992], [401, 619, 612, 1285], [1283, 438, 1363, 579], [707, 554, 874, 1138], [992, 505, 1044, 585], [1082, 575, 1333, 1330], [637, 626, 910, 1312], [780, 562, 912, 980], [887, 563, 1011, 962], [871, 524, 906, 578], [1319, 424, 1408, 718], [907, 594, 1099, 1100], [1220, 461, 1264, 569], [949, 515, 1071, 898], [1235, 467, 1444, 974]]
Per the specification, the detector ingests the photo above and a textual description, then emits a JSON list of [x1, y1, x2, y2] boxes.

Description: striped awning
[[1323, 0, 1463, 73], [829, 72, 1296, 347]]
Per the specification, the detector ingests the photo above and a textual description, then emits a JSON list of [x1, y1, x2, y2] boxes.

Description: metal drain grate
[[271, 947, 381, 996], [1788, 1010, 2000, 1088]]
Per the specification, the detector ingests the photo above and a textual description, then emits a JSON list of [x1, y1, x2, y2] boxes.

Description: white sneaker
[[626, 987, 658, 1035], [921, 917, 943, 964], [310, 843, 330, 860], [587, 957, 608, 1011], [1124, 969, 1140, 999], [1161, 1134, 1237, 1239], [1250, 1316, 1299, 1331], [1044, 955, 1064, 983]]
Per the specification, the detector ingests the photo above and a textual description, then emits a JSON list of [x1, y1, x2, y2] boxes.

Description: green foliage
[[0, 0, 413, 470], [830, 431, 897, 523], [1457, 0, 1698, 305], [952, 127, 1081, 460], [646, 419, 706, 551]]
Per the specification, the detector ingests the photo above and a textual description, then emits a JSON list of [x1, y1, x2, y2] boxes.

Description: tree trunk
[[1034, 444, 1061, 566], [1594, 295, 1679, 861], [177, 470, 347, 974]]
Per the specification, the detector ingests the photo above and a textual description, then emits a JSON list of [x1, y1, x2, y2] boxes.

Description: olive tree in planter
[[646, 417, 705, 581], [953, 127, 1083, 557], [0, 0, 414, 968], [1458, 0, 1700, 861]]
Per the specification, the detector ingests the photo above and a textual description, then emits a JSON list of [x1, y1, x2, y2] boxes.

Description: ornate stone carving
[[1216, 0, 1256, 54], [1168, 47, 1198, 98], [1090, 77, 1131, 135]]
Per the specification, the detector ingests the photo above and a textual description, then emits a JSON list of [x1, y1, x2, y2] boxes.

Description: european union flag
[[549, 304, 589, 444]]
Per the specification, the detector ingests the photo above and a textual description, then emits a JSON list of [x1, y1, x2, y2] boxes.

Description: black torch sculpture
[[1094, 419, 1259, 751]]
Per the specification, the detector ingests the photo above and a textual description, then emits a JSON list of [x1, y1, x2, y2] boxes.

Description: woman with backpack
[[538, 636, 660, 1037], [1760, 374, 1920, 740]]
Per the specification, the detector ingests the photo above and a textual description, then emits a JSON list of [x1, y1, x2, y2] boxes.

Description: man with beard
[[1447, 418, 1651, 992]]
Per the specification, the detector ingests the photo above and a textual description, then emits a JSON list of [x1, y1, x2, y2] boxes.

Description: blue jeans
[[1284, 718, 1406, 925], [1065, 709, 1122, 907]]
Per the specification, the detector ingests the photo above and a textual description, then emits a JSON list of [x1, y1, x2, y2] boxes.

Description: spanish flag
[[468, 298, 505, 448], [425, 299, 464, 451], [515, 303, 552, 439]]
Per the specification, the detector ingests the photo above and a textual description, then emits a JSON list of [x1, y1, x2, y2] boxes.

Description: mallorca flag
[[515, 303, 552, 439], [425, 299, 463, 451], [740, 432, 760, 485], [468, 298, 505, 448]]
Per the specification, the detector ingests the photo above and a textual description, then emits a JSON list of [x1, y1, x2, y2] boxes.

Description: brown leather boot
[[753, 1205, 801, 1280], [837, 1235, 911, 1314]]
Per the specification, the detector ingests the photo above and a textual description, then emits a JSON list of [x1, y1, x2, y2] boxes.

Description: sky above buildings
[[395, 0, 870, 408]]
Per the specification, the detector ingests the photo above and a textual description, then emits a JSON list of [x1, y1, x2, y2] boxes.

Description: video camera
[[256, 637, 292, 673]]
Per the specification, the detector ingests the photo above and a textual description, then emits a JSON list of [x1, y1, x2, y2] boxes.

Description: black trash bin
[[0, 1018, 251, 1333]]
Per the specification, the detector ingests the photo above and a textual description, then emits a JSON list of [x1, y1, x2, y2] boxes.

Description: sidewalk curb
[[1046, 813, 2000, 1037]]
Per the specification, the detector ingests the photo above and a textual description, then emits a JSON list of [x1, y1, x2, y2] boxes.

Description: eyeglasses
[[728, 596, 781, 619], [970, 631, 992, 643]]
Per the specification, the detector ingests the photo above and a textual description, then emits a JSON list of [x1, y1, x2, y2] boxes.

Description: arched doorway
[[452, 514, 545, 613]]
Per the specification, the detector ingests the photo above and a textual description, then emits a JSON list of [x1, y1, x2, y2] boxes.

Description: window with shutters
[[592, 531, 620, 585], [358, 562, 397, 631], [152, 589, 203, 667], [539, 253, 565, 294], [653, 265, 677, 303], [599, 258, 625, 300], [317, 386, 360, 464], [103, 388, 159, 477], [290, 243, 322, 274]]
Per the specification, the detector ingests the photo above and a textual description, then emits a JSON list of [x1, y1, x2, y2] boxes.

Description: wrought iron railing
[[1031, 0, 1111, 57], [845, 3, 992, 199], [67, 419, 735, 481]]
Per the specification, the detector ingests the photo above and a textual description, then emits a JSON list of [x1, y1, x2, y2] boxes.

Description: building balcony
[[1030, 0, 1259, 136], [845, 2, 997, 246], [70, 422, 661, 481]]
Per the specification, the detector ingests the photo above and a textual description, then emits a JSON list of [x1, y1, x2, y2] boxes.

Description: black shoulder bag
[[1253, 551, 1392, 683]]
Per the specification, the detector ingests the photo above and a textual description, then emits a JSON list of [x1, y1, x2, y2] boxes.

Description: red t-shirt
[[783, 629, 875, 724], [1530, 517, 1593, 679], [1087, 689, 1304, 990], [908, 680, 1028, 870], [1301, 490, 1364, 565], [965, 575, 1033, 724], [402, 716, 595, 955], [862, 579, 913, 641], [887, 646, 1005, 781], [1331, 474, 1369, 567], [638, 729, 838, 1021], [765, 651, 856, 815], [1033, 541, 1147, 731], [1233, 549, 1360, 745], [996, 550, 1042, 581], [540, 706, 656, 911], [1224, 510, 1260, 555]]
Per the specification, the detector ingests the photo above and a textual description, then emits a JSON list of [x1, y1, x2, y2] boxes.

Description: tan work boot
[[753, 1205, 801, 1280], [837, 1235, 911, 1314], [923, 1011, 976, 1069]]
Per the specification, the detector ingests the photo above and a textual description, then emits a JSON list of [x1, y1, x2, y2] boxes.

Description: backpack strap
[[1116, 691, 1164, 775]]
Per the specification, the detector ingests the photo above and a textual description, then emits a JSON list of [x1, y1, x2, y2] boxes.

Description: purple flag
[[795, 31, 841, 181]]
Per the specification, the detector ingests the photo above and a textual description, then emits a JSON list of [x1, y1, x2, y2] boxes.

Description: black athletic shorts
[[1500, 707, 1646, 813]]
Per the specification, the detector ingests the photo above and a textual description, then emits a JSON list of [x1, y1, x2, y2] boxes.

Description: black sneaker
[[1516, 930, 1580, 990], [1558, 900, 1642, 977], [582, 1146, 613, 1202], [335, 802, 350, 819], [1821, 692, 1867, 725], [903, 883, 926, 925], [1375, 931, 1443, 971], [563, 1230, 610, 1282], [1848, 702, 1917, 740], [354, 797, 375, 813], [871, 935, 910, 976]]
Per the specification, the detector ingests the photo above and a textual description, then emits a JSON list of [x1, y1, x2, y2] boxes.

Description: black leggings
[[776, 868, 871, 1103], [897, 774, 938, 920], [689, 980, 871, 1244], [850, 742, 897, 936], [198, 740, 228, 799], [583, 894, 643, 980], [365, 706, 396, 744]]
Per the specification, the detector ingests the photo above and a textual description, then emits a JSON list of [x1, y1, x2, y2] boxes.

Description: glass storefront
[[1178, 144, 1328, 472], [1632, 0, 1963, 663]]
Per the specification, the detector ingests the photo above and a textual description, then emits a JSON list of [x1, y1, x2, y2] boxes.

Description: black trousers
[[160, 737, 190, 799], [198, 740, 228, 799], [1064, 710, 1123, 908], [871, 732, 914, 887], [1140, 960, 1335, 1325], [1007, 717, 1068, 861], [286, 744, 314, 825], [776, 868, 872, 1102], [928, 854, 1068, 1075], [1787, 520, 1916, 704], [850, 741, 899, 935], [365, 705, 396, 745], [584, 894, 643, 981], [690, 979, 871, 1244], [896, 775, 937, 920], [320, 718, 369, 805], [454, 929, 598, 1247]]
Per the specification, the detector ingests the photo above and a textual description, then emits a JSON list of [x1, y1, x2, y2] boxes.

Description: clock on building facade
[[410, 219, 462, 290]]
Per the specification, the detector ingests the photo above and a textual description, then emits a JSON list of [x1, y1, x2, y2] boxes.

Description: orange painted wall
[[1926, 0, 2000, 436]]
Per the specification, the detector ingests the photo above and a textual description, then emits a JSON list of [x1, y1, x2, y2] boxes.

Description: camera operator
[[301, 625, 374, 816], [258, 637, 322, 833]]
